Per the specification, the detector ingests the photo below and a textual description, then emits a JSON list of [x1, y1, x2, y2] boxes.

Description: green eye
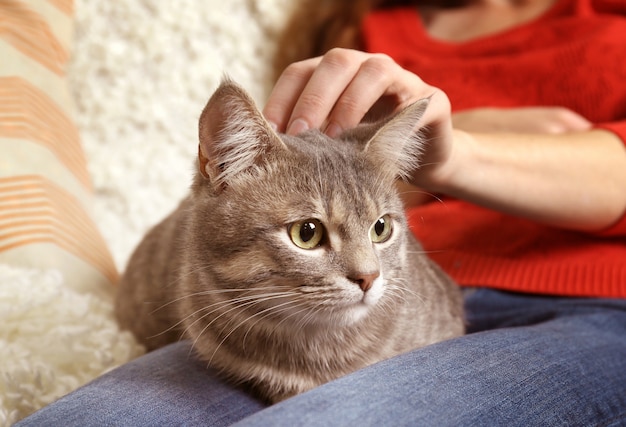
[[370, 215, 393, 243], [289, 219, 325, 249]]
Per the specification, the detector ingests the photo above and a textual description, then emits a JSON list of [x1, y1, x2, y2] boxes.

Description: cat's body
[[115, 79, 464, 403]]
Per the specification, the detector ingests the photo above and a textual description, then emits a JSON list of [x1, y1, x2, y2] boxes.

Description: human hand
[[263, 48, 455, 190], [452, 107, 592, 134]]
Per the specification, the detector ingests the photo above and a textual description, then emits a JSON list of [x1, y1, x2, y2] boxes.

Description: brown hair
[[272, 1, 414, 82], [272, 0, 463, 82]]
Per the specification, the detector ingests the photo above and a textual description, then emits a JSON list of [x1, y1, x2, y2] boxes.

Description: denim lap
[[17, 289, 626, 426]]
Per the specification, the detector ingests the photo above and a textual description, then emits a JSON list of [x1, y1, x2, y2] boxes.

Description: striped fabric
[[0, 0, 117, 295]]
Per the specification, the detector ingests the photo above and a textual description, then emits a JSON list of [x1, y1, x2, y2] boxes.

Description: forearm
[[430, 129, 626, 232]]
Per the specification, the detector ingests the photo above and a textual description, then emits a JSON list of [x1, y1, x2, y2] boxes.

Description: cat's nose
[[349, 272, 380, 292]]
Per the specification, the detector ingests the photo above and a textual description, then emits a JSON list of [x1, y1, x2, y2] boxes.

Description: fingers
[[262, 56, 321, 133], [263, 48, 432, 137], [284, 49, 368, 135], [323, 54, 402, 137], [263, 48, 456, 193]]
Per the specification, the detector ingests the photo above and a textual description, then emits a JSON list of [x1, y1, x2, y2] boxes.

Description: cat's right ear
[[198, 78, 286, 193], [362, 98, 429, 182]]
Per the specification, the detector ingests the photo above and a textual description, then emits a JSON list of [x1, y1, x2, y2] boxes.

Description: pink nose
[[349, 272, 380, 292]]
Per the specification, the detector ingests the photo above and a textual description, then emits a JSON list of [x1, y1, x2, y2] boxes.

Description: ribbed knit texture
[[363, 0, 626, 297]]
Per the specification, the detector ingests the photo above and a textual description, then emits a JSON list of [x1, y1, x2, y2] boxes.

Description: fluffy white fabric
[[72, 0, 293, 268], [0, 265, 143, 426], [1, 0, 294, 424]]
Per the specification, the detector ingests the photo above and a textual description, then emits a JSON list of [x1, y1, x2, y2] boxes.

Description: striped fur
[[116, 80, 464, 403]]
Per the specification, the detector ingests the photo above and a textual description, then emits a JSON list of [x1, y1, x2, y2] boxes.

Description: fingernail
[[267, 121, 278, 132], [287, 118, 309, 135], [324, 122, 343, 138]]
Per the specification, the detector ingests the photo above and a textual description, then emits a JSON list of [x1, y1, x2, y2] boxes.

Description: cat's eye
[[289, 219, 325, 249], [370, 215, 393, 243]]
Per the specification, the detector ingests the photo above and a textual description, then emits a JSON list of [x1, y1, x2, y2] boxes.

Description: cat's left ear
[[198, 78, 286, 193], [362, 98, 429, 181]]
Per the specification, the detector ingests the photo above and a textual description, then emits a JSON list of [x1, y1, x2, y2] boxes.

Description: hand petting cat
[[262, 47, 455, 203], [264, 47, 626, 233], [263, 48, 591, 137]]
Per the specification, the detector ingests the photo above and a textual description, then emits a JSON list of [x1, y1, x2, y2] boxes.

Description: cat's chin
[[313, 281, 386, 327], [339, 304, 374, 325], [344, 296, 384, 323]]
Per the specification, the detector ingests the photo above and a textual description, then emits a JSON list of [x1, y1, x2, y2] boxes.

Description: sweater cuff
[[592, 120, 626, 237]]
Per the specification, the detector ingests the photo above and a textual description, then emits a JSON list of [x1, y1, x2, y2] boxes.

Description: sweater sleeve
[[592, 120, 626, 237]]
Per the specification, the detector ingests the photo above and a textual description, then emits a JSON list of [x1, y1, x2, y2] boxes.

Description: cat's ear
[[362, 98, 429, 181], [198, 78, 286, 192]]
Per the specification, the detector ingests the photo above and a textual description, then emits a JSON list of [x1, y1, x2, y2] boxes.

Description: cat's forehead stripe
[[273, 130, 400, 228]]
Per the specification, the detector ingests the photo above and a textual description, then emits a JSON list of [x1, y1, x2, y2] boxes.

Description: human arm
[[400, 106, 596, 208], [452, 107, 592, 134], [431, 128, 626, 232], [263, 49, 626, 233]]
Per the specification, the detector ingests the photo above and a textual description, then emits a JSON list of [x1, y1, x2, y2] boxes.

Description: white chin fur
[[337, 275, 386, 326], [299, 275, 386, 327]]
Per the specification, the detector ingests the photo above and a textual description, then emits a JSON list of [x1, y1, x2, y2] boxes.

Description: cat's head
[[187, 78, 428, 327]]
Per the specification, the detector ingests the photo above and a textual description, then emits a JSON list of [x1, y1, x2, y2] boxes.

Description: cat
[[115, 78, 464, 403]]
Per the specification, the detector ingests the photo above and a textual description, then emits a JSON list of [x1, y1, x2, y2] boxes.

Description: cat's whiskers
[[286, 291, 328, 328], [241, 297, 316, 351], [392, 275, 444, 300], [190, 290, 298, 329], [188, 290, 301, 354], [374, 288, 400, 315], [150, 285, 291, 315], [150, 296, 246, 340], [294, 298, 329, 333], [386, 278, 427, 305], [298, 284, 353, 306], [164, 285, 292, 304], [397, 187, 443, 204], [240, 291, 337, 351], [207, 297, 310, 365], [154, 289, 296, 341]]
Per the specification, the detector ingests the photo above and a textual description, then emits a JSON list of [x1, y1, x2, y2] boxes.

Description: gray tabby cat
[[115, 79, 464, 403]]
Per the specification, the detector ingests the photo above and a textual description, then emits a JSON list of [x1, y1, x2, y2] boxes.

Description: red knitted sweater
[[362, 0, 626, 298]]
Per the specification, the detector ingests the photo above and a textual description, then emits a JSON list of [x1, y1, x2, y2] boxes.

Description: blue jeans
[[17, 289, 626, 426]]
